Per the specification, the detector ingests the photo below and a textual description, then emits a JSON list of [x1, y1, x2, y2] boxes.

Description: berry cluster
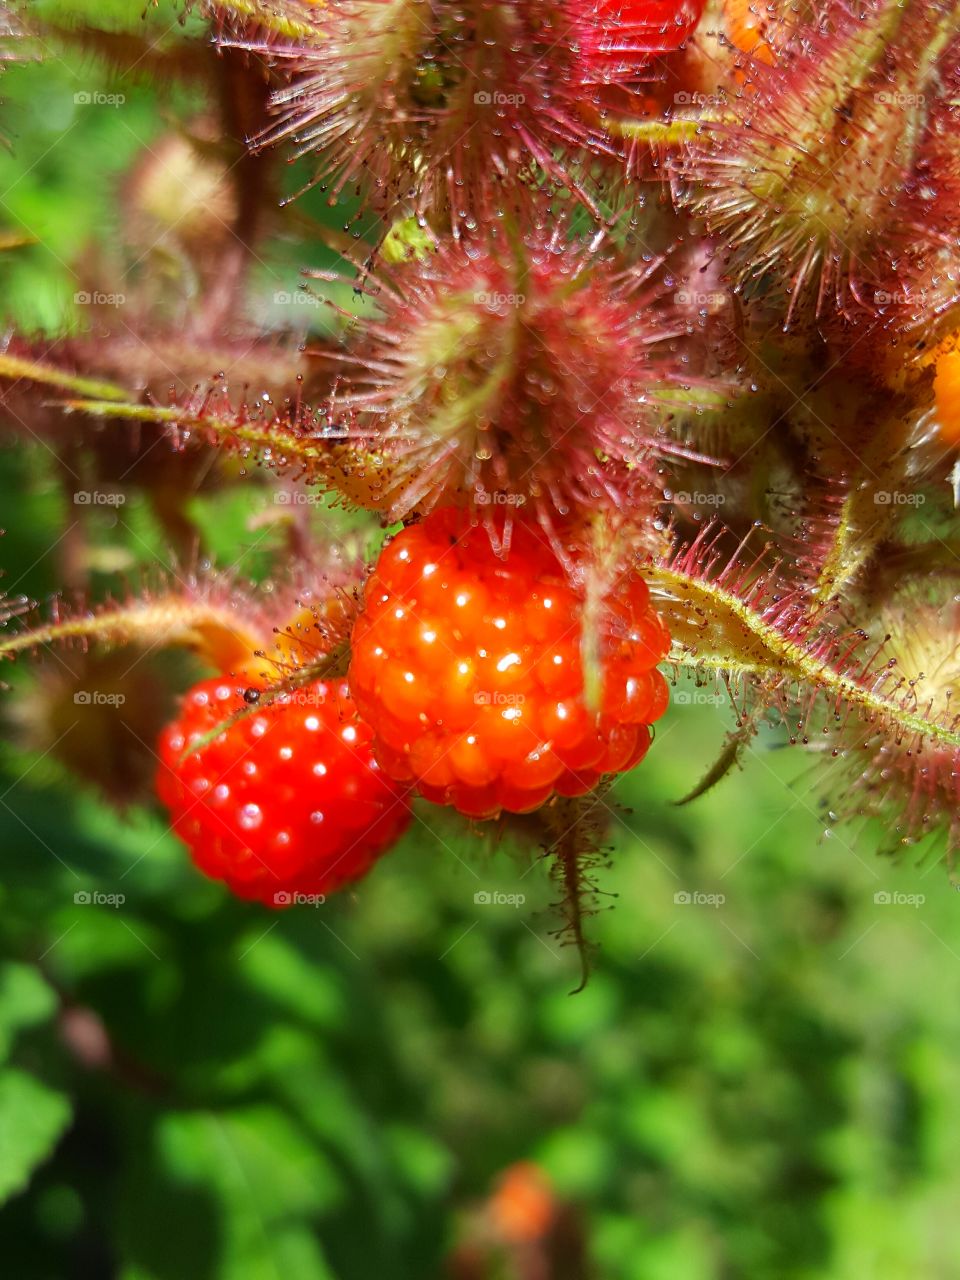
[[13, 0, 960, 909], [154, 506, 673, 899], [349, 510, 670, 820]]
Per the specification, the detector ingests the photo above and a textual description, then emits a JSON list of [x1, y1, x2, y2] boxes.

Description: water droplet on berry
[[238, 803, 262, 830]]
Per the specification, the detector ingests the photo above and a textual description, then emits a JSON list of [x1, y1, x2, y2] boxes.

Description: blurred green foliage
[[1, 7, 960, 1280]]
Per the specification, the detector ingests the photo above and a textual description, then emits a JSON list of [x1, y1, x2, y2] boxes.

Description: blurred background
[[1, 3, 960, 1278]]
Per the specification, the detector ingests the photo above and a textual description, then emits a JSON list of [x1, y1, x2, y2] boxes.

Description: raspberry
[[724, 0, 775, 63], [349, 510, 671, 820], [574, 0, 706, 78], [156, 676, 411, 906]]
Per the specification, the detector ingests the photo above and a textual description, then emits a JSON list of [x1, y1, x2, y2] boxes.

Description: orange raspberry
[[725, 0, 775, 64], [934, 338, 960, 447], [349, 510, 671, 820]]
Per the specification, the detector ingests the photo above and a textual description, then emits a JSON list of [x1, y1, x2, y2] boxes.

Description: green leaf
[[383, 1125, 453, 1200], [0, 1068, 72, 1205], [0, 963, 57, 1062], [121, 1107, 340, 1280]]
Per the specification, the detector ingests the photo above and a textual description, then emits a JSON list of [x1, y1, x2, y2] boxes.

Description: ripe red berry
[[156, 676, 411, 906], [573, 0, 706, 79], [349, 510, 671, 820]]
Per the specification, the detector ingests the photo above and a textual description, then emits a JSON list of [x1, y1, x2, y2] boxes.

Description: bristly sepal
[[653, 524, 960, 858], [832, 602, 960, 859], [541, 787, 619, 994], [309, 219, 714, 551], [232, 0, 624, 232], [680, 0, 960, 328]]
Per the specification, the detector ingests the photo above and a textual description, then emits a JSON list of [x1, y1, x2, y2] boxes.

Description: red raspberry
[[349, 510, 671, 820], [156, 676, 411, 906], [573, 0, 706, 78]]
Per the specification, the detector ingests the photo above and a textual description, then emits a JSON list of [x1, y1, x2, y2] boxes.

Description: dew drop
[[238, 803, 262, 831]]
